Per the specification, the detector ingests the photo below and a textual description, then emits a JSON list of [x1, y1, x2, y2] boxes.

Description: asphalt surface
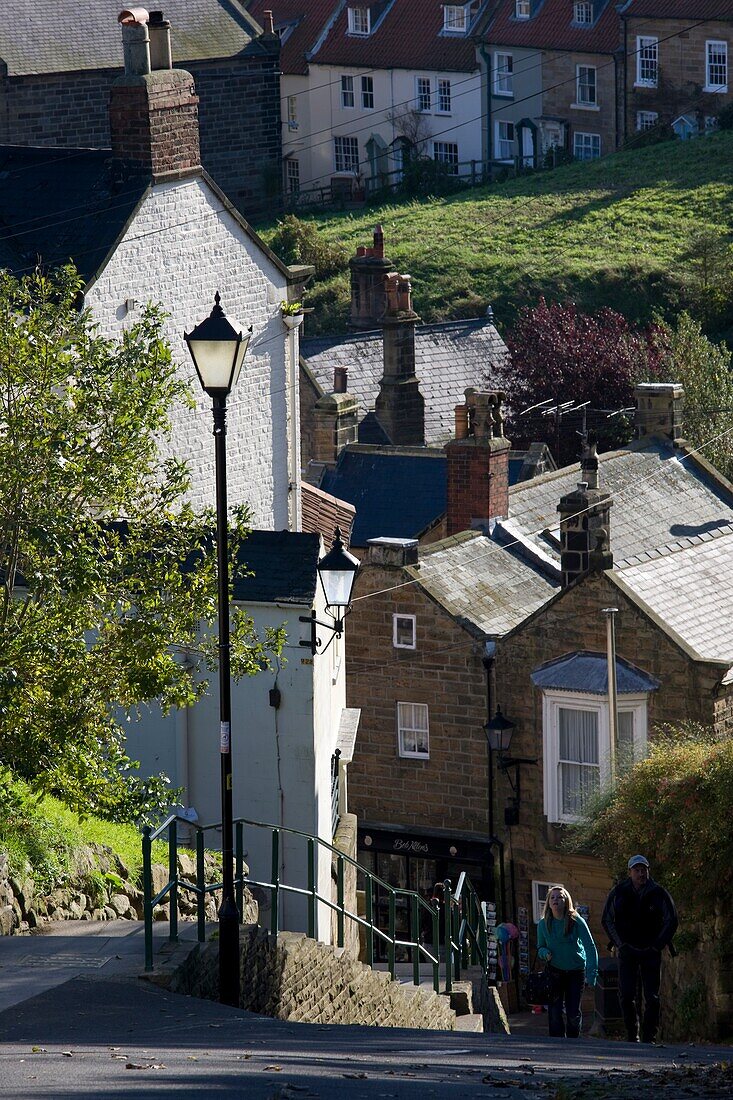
[[0, 921, 730, 1099]]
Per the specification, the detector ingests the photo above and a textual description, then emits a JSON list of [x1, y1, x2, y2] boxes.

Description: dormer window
[[348, 6, 370, 35], [443, 4, 468, 33], [573, 1, 592, 24], [515, 0, 530, 18]]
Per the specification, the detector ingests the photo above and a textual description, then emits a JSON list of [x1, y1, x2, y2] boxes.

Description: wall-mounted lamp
[[483, 707, 536, 828], [300, 527, 360, 655]]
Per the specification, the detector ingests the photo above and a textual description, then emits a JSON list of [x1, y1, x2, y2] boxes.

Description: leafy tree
[[503, 298, 664, 460], [0, 267, 283, 821], [650, 313, 733, 480]]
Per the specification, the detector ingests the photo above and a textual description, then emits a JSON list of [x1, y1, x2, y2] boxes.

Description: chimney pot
[[148, 10, 172, 70], [118, 10, 151, 76], [334, 366, 348, 394], [263, 9, 275, 33], [454, 404, 469, 440]]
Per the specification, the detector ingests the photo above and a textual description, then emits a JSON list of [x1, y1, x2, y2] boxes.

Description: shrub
[[568, 725, 733, 915], [269, 215, 348, 279]]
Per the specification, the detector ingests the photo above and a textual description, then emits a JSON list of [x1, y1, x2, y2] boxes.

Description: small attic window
[[573, 1, 593, 24], [515, 0, 530, 18], [443, 4, 468, 33], [348, 6, 371, 35]]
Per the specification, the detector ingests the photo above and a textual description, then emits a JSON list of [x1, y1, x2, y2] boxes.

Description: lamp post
[[184, 292, 251, 1007], [483, 707, 515, 838]]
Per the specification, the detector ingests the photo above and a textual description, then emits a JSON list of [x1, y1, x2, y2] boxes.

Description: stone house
[[619, 1, 733, 140], [475, 0, 621, 165], [0, 0, 281, 216], [346, 382, 733, 981], [247, 0, 485, 199]]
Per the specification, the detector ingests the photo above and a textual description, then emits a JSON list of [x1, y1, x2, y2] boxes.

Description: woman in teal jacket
[[537, 884, 598, 1038]]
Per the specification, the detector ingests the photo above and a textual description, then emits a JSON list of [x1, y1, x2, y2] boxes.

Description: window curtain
[[558, 708, 599, 816], [617, 710, 635, 774]]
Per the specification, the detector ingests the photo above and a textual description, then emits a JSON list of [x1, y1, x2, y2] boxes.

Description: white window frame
[[573, 1, 592, 24], [636, 110, 658, 131], [334, 134, 359, 173], [361, 75, 374, 109], [393, 613, 416, 650], [285, 157, 300, 193], [443, 4, 468, 32], [495, 119, 515, 161], [433, 140, 459, 174], [341, 74, 355, 109], [416, 75, 432, 112], [494, 52, 514, 96], [287, 95, 298, 131], [532, 880, 556, 923], [705, 39, 728, 93], [397, 702, 430, 759], [515, 0, 530, 18], [347, 6, 370, 35], [573, 130, 601, 160], [575, 64, 597, 107], [636, 35, 658, 87], [437, 77, 452, 114], [542, 690, 648, 823]]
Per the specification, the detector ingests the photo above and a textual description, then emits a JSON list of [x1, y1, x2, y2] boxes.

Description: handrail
[[143, 814, 494, 998]]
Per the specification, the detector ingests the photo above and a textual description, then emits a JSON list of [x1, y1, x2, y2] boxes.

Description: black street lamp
[[184, 292, 251, 1007], [483, 707, 515, 837], [300, 527, 360, 655]]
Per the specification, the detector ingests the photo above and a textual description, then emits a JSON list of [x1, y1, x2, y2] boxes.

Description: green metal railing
[[142, 814, 496, 995]]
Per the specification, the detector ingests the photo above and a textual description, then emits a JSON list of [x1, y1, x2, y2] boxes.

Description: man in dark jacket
[[602, 855, 677, 1043]]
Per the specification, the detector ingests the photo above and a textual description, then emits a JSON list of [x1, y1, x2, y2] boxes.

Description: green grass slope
[[261, 132, 733, 336]]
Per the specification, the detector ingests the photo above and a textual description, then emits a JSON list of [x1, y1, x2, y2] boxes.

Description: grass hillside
[[260, 132, 733, 337]]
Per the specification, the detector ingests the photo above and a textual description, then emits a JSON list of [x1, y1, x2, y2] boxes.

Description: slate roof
[[246, 0, 339, 75], [0, 0, 263, 76], [0, 146, 148, 282], [407, 529, 559, 638], [504, 440, 733, 570], [305, 0, 481, 71], [233, 530, 320, 604], [301, 481, 356, 546], [320, 448, 447, 546], [613, 529, 733, 664], [622, 1, 733, 19], [483, 0, 620, 52], [530, 651, 660, 694], [301, 317, 509, 446]]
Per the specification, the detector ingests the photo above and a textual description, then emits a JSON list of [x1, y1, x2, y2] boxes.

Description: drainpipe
[[283, 312, 304, 531], [479, 45, 493, 166], [602, 607, 619, 784]]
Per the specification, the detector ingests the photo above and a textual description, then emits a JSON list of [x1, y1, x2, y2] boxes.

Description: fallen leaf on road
[[125, 1062, 165, 1070], [31, 1046, 46, 1053], [264, 1065, 282, 1071], [61, 1051, 73, 1057], [343, 1072, 367, 1079]]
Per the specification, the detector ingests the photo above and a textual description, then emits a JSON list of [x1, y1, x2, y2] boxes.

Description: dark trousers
[[618, 948, 661, 1042], [548, 967, 585, 1038]]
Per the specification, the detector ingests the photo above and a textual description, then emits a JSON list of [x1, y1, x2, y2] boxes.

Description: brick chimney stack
[[374, 273, 425, 447], [312, 367, 359, 465], [444, 389, 511, 536], [110, 8, 201, 180], [349, 225, 393, 329], [557, 442, 612, 586], [634, 382, 685, 443]]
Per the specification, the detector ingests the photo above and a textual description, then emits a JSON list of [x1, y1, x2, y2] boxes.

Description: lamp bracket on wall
[[299, 609, 344, 656]]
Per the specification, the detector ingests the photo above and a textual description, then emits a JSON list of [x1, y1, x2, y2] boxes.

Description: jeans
[[618, 946, 661, 1042], [547, 966, 585, 1038]]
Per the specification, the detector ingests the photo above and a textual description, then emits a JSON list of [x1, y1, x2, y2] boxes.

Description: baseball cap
[[628, 855, 650, 869]]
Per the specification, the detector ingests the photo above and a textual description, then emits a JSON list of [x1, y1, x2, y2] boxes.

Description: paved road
[[0, 922, 730, 1099]]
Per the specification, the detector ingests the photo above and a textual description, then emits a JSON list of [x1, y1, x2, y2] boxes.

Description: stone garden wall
[[0, 845, 257, 935]]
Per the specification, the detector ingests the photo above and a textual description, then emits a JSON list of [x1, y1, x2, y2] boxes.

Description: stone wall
[[542, 48, 618, 155], [172, 924, 458, 1030], [660, 910, 733, 1042], [0, 49, 281, 217], [0, 846, 256, 935], [331, 813, 360, 959]]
